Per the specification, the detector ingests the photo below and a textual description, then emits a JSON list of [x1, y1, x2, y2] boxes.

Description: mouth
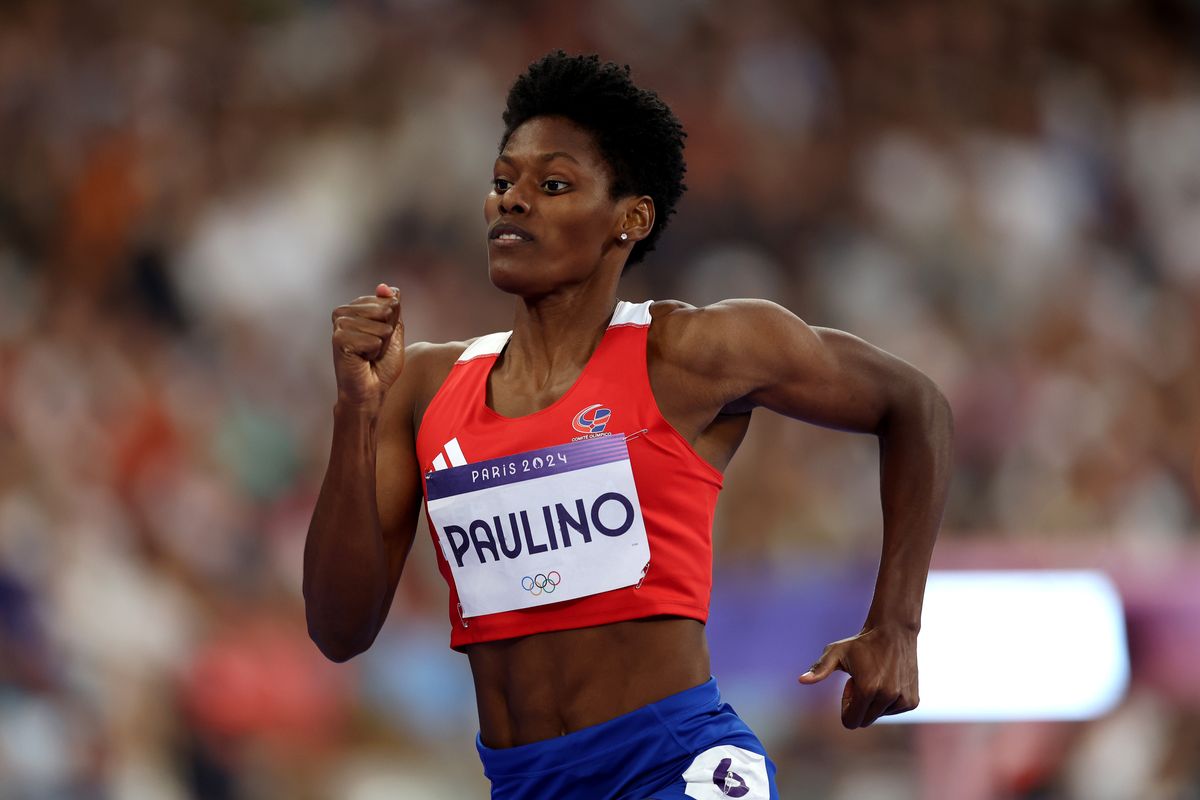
[[488, 222, 535, 244]]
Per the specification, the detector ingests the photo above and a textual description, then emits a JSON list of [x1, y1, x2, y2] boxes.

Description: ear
[[616, 196, 655, 244]]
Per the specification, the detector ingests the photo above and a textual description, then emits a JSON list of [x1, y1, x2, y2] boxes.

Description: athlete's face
[[485, 116, 629, 296]]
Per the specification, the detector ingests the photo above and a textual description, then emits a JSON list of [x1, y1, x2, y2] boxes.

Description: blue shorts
[[476, 677, 779, 799]]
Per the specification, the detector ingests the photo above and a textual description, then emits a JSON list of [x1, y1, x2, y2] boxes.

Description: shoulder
[[649, 297, 802, 333], [402, 338, 476, 397], [648, 298, 812, 372], [643, 298, 811, 414], [404, 339, 470, 373], [382, 338, 481, 432]]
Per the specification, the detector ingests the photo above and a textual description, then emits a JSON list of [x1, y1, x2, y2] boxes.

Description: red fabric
[[416, 310, 723, 650]]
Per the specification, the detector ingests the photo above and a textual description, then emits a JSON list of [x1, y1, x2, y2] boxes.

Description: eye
[[542, 179, 569, 193], [492, 178, 512, 193]]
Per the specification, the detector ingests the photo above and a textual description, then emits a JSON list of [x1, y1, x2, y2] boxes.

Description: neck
[[505, 280, 620, 384]]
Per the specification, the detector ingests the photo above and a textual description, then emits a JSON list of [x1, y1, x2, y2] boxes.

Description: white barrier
[[881, 570, 1129, 723]]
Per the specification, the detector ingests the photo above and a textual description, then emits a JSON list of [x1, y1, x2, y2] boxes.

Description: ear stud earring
[[619, 233, 629, 241]]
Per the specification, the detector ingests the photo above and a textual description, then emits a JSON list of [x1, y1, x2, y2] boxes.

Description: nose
[[498, 180, 531, 215]]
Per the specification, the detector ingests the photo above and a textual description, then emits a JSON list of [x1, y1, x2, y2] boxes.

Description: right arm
[[302, 284, 424, 662]]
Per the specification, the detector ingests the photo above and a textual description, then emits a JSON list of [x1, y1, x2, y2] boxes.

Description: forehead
[[499, 116, 607, 173]]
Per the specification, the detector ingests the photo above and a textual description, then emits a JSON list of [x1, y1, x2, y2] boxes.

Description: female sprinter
[[304, 51, 953, 800]]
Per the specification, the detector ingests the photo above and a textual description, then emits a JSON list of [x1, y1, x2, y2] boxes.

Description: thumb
[[373, 294, 406, 386], [798, 648, 842, 684]]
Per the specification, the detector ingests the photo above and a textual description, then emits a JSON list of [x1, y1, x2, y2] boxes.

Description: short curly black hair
[[500, 51, 687, 269]]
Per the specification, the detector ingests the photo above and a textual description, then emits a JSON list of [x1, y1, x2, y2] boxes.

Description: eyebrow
[[495, 151, 580, 166]]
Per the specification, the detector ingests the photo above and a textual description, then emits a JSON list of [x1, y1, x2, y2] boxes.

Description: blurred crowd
[[0, 0, 1198, 797]]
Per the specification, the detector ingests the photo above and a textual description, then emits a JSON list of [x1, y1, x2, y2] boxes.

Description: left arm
[[690, 299, 954, 728]]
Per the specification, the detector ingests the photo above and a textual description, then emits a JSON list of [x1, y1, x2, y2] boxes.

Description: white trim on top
[[455, 300, 651, 363], [456, 331, 512, 362], [609, 300, 652, 327]]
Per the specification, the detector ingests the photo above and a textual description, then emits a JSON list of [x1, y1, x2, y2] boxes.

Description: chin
[[487, 253, 564, 297], [488, 259, 548, 297]]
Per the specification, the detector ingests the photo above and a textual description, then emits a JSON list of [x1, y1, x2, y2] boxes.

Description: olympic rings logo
[[521, 571, 561, 596]]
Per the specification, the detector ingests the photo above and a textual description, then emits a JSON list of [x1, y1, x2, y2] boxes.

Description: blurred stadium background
[[1, 0, 1199, 797]]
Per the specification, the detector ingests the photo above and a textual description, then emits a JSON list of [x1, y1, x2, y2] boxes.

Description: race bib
[[425, 435, 650, 619]]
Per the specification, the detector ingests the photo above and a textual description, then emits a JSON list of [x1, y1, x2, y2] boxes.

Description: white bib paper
[[424, 435, 650, 619]]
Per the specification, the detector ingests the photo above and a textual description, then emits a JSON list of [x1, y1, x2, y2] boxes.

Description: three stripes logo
[[430, 437, 466, 472]]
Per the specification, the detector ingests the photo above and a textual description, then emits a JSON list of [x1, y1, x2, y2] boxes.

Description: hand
[[331, 283, 405, 408], [797, 624, 920, 729]]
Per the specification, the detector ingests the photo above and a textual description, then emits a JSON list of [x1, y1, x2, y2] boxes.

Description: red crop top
[[415, 300, 723, 650]]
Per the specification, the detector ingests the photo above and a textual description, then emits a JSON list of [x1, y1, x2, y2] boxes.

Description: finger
[[333, 330, 384, 360], [881, 694, 918, 717], [859, 693, 899, 728], [334, 316, 395, 338], [387, 288, 402, 325], [798, 647, 844, 684], [332, 302, 393, 324], [372, 288, 402, 327], [374, 312, 406, 385], [840, 679, 872, 730]]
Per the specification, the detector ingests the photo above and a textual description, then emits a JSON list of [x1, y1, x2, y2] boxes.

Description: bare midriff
[[468, 616, 711, 748]]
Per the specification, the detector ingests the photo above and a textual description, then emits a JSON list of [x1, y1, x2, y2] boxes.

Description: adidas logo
[[431, 437, 466, 472]]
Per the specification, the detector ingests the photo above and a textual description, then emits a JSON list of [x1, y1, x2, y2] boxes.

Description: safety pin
[[624, 428, 649, 442], [457, 602, 469, 628], [634, 561, 650, 589]]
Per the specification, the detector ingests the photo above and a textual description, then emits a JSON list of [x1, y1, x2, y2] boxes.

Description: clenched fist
[[331, 283, 406, 408], [798, 624, 920, 729]]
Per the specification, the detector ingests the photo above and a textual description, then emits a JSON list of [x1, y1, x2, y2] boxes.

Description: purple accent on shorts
[[713, 757, 750, 796], [425, 435, 629, 501]]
